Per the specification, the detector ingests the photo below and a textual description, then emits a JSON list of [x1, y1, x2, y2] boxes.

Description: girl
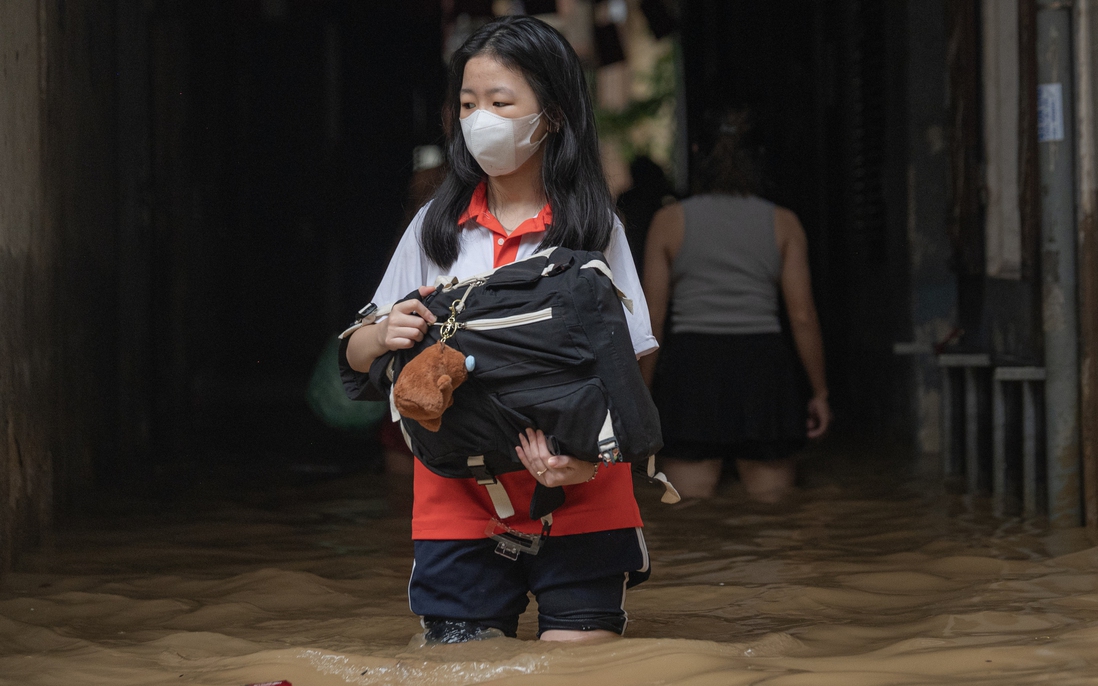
[[344, 16, 657, 643]]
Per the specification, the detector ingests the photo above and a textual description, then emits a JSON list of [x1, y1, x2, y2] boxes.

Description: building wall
[[904, 0, 955, 453], [0, 0, 117, 571], [1, 0, 54, 572]]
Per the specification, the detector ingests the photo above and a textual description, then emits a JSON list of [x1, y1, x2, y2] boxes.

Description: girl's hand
[[377, 286, 436, 351], [516, 428, 598, 487]]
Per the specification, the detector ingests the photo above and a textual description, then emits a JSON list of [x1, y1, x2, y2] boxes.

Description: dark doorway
[[681, 0, 913, 441], [112, 0, 445, 493]]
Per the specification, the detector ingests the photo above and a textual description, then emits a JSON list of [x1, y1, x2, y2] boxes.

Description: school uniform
[[370, 183, 657, 637]]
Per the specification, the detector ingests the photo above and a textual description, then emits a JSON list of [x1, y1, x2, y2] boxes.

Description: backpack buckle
[[598, 437, 622, 464], [485, 516, 551, 560]]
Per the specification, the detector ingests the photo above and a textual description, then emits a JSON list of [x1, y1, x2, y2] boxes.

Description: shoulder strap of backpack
[[579, 258, 634, 314], [339, 248, 563, 341], [435, 246, 559, 291], [466, 455, 515, 519]]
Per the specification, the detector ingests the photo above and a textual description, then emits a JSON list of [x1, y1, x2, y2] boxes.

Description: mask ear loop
[[531, 112, 553, 148], [543, 109, 563, 135]]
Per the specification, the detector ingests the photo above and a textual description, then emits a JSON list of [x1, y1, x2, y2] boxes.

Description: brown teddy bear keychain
[[392, 341, 472, 431]]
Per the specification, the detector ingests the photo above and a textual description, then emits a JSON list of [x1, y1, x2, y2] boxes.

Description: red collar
[[457, 182, 553, 240]]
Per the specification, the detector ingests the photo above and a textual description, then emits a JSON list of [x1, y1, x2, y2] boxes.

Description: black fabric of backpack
[[339, 247, 662, 482]]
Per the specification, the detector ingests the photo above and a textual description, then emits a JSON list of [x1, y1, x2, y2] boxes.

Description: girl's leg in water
[[410, 539, 526, 643], [532, 530, 648, 640], [412, 529, 647, 643], [541, 629, 618, 642]]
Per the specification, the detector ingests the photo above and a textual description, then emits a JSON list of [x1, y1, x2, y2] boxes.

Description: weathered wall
[[904, 0, 955, 454], [43, 0, 119, 515], [0, 0, 117, 571], [1, 0, 54, 572]]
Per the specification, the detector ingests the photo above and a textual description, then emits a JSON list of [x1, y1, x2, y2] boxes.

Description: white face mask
[[460, 109, 547, 176]]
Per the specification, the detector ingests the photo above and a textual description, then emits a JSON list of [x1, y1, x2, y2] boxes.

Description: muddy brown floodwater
[[1, 447, 1097, 686]]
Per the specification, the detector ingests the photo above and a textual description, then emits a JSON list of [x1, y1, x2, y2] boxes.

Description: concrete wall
[[0, 0, 117, 571]]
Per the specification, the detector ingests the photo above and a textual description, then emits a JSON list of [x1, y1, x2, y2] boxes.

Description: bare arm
[[639, 204, 685, 387], [776, 208, 831, 439], [344, 286, 437, 373]]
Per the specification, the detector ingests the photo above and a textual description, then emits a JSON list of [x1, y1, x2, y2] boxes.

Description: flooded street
[[2, 447, 1097, 686]]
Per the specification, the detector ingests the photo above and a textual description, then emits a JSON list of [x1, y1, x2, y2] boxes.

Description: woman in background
[[641, 112, 830, 502]]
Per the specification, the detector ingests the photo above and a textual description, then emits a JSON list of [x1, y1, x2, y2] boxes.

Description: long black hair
[[420, 16, 615, 268]]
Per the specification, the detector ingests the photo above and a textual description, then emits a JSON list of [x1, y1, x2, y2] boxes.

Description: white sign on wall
[[1038, 83, 1065, 142]]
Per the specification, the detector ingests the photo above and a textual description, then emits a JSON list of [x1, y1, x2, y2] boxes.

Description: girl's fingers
[[516, 429, 590, 485], [391, 314, 429, 333], [382, 290, 437, 352], [409, 300, 436, 324], [516, 433, 535, 469], [526, 428, 551, 457], [395, 297, 436, 323], [532, 429, 549, 454], [398, 325, 427, 339], [522, 428, 540, 454], [518, 430, 552, 480]]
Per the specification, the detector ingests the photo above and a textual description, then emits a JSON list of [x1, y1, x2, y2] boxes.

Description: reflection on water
[[2, 447, 1097, 685]]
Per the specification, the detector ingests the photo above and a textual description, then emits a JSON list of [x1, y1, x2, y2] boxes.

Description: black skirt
[[652, 332, 807, 459]]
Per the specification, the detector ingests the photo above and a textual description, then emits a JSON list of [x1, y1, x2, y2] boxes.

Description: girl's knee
[[539, 629, 620, 643]]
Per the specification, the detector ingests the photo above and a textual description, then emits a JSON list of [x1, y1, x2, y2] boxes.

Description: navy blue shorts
[[409, 527, 650, 638]]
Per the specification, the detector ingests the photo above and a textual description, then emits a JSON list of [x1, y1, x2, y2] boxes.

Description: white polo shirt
[[370, 202, 659, 358]]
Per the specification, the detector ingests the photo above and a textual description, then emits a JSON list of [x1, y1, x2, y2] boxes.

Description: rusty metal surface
[[1075, 0, 1098, 530], [1037, 4, 1083, 528], [947, 0, 985, 278], [1020, 0, 1042, 286], [1079, 205, 1098, 529]]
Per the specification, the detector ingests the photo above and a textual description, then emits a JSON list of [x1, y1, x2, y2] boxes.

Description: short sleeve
[[604, 219, 659, 358], [370, 204, 434, 310]]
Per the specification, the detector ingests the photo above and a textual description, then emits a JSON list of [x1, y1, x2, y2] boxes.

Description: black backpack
[[340, 246, 661, 472]]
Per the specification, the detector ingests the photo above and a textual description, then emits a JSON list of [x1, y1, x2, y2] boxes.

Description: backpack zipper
[[433, 307, 554, 332]]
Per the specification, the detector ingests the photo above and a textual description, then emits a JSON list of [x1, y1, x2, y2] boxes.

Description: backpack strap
[[338, 302, 394, 339], [598, 412, 680, 503], [466, 456, 516, 519], [579, 259, 634, 314], [389, 385, 400, 423], [486, 512, 553, 559], [641, 454, 682, 504], [597, 411, 622, 464], [340, 248, 562, 340], [438, 247, 559, 292], [386, 360, 401, 422]]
